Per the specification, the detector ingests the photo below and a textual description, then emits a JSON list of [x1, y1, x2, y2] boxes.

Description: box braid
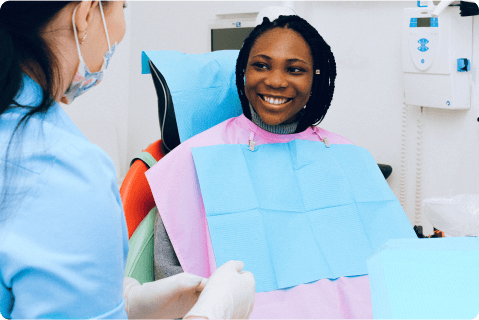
[[235, 15, 336, 133]]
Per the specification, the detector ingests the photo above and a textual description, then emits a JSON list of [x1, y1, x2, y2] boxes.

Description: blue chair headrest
[[142, 50, 243, 143]]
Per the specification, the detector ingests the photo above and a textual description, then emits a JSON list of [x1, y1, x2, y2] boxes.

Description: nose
[[264, 69, 288, 89]]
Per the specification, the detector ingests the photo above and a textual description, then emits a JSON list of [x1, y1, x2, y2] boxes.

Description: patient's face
[[244, 27, 314, 126]]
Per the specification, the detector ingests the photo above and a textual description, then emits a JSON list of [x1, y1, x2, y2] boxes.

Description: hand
[[123, 273, 206, 319], [184, 260, 256, 319]]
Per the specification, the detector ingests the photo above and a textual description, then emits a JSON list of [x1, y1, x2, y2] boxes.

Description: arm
[[153, 211, 184, 280]]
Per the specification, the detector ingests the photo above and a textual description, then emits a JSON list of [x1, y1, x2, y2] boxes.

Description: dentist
[[0, 1, 254, 319]]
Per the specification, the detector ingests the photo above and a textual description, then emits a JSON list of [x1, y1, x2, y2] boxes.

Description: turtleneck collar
[[249, 104, 302, 135]]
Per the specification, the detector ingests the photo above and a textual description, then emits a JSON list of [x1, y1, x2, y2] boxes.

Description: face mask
[[62, 2, 117, 105]]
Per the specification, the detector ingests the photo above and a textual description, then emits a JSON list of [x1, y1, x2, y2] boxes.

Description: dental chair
[[120, 61, 181, 284], [122, 50, 394, 284]]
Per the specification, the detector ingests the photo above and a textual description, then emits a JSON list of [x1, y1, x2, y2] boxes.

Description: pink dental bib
[[146, 115, 373, 318]]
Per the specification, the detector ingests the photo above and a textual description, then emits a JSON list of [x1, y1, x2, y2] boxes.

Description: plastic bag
[[423, 194, 479, 237]]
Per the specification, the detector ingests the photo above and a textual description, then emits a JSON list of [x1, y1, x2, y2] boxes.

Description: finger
[[239, 270, 254, 280], [197, 277, 207, 291], [182, 273, 207, 290], [231, 260, 245, 272]]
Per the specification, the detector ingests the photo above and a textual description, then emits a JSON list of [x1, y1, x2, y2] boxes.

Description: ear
[[74, 1, 100, 34]]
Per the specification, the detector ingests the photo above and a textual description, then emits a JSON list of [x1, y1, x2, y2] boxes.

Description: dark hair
[[0, 1, 74, 218], [235, 15, 337, 133]]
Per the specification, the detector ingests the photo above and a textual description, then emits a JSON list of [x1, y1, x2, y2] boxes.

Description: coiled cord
[[399, 103, 408, 209], [414, 108, 424, 226]]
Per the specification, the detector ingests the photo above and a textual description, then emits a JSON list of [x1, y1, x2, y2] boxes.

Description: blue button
[[431, 17, 438, 22], [457, 58, 470, 72], [417, 1, 427, 7], [421, 59, 425, 63], [236, 22, 241, 27], [411, 18, 417, 22], [410, 23, 417, 27], [431, 23, 438, 27], [418, 46, 429, 52]]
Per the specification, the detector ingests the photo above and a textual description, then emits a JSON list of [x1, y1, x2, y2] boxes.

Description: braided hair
[[235, 15, 337, 133]]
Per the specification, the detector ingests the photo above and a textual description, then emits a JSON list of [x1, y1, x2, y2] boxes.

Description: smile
[[259, 94, 292, 105]]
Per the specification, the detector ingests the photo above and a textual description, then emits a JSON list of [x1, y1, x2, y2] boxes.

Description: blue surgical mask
[[62, 2, 117, 104]]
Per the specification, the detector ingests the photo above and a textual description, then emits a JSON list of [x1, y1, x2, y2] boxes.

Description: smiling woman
[[148, 13, 377, 319]]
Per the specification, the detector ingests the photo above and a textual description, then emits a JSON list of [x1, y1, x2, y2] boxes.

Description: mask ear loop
[[71, 4, 84, 60], [98, 1, 112, 51]]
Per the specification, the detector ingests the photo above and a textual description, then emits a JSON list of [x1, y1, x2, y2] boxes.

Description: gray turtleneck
[[249, 104, 301, 134]]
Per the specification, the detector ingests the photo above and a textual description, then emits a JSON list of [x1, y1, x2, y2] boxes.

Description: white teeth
[[263, 96, 288, 105]]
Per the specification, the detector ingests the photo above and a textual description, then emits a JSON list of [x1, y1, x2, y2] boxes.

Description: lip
[[258, 94, 293, 106], [258, 94, 293, 100]]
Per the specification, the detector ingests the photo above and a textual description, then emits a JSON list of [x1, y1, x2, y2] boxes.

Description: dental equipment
[[400, 1, 474, 237], [402, 2, 473, 110]]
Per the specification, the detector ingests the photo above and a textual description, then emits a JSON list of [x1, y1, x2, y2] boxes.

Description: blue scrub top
[[0, 75, 129, 319]]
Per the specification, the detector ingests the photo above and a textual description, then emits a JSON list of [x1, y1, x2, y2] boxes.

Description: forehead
[[249, 27, 313, 64]]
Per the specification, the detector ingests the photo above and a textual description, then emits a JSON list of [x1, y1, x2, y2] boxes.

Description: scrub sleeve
[[0, 75, 129, 319]]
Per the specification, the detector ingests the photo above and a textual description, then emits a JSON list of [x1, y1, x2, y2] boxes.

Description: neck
[[249, 104, 301, 134]]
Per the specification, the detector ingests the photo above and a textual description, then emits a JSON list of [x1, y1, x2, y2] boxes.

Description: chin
[[260, 115, 288, 126]]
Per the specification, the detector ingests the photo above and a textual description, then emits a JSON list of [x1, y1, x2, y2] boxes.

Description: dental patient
[[146, 14, 408, 318]]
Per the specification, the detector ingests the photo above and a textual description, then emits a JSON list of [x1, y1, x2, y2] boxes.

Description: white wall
[[65, 1, 479, 235]]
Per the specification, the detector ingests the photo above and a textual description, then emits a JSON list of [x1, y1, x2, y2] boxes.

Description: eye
[[252, 62, 268, 70], [288, 67, 305, 74], [123, 2, 128, 9]]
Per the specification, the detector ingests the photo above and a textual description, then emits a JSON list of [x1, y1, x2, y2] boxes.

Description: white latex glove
[[184, 260, 255, 319], [123, 273, 206, 319]]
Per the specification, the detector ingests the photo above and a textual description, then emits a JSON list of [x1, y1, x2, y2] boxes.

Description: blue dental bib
[[192, 140, 416, 292]]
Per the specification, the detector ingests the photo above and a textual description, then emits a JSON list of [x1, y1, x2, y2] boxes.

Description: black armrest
[[378, 164, 392, 180]]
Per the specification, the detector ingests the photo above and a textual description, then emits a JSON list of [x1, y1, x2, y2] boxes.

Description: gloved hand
[[123, 272, 206, 319], [184, 260, 256, 319]]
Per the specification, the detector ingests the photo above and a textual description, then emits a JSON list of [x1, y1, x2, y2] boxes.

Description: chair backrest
[[149, 60, 181, 154], [123, 50, 244, 283], [120, 140, 165, 238], [121, 143, 163, 284]]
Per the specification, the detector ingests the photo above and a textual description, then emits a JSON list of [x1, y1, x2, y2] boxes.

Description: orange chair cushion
[[120, 140, 165, 238]]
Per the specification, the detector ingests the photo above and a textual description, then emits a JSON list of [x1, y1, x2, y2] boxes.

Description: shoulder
[[1, 103, 117, 181]]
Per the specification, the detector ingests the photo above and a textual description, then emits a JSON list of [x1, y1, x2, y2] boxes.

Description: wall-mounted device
[[402, 5, 473, 109], [209, 13, 257, 52]]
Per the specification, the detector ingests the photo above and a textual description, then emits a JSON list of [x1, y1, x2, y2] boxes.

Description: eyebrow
[[252, 54, 310, 65]]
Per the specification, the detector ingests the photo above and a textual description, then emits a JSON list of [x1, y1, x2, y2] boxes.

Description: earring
[[315, 69, 320, 75], [80, 32, 87, 45]]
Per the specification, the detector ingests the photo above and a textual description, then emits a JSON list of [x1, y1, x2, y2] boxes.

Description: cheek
[[110, 12, 126, 44], [299, 79, 313, 100], [244, 72, 256, 100]]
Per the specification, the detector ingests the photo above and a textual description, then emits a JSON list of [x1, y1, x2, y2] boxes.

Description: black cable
[[461, 0, 479, 17]]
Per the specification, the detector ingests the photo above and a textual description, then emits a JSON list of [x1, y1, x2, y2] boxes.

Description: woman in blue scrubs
[[0, 1, 254, 319]]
